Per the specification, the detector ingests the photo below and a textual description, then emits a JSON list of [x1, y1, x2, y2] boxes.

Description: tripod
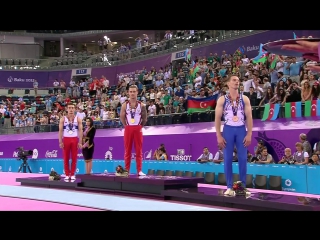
[[18, 158, 32, 173]]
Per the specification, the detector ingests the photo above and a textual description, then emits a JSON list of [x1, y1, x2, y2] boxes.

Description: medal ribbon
[[229, 94, 240, 116], [68, 117, 74, 131], [129, 103, 137, 120]]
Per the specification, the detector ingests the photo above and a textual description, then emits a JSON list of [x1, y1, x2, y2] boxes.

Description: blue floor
[[0, 185, 228, 211]]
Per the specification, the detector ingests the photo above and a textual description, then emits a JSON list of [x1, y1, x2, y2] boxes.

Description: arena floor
[[0, 172, 240, 211]]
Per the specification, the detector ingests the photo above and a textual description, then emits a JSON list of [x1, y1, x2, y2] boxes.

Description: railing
[[0, 30, 120, 38], [0, 30, 265, 71], [0, 104, 302, 135]]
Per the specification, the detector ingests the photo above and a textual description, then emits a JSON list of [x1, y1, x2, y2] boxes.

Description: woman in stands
[[311, 81, 320, 99], [82, 117, 96, 174], [269, 87, 286, 105], [155, 149, 168, 161], [301, 81, 312, 102], [293, 142, 309, 165], [258, 87, 273, 107]]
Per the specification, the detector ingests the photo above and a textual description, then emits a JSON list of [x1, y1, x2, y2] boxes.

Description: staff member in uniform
[[59, 103, 83, 180], [215, 75, 253, 196], [82, 117, 96, 174], [120, 85, 147, 176]]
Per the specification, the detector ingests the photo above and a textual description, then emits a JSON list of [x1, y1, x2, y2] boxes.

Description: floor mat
[[0, 185, 227, 211], [0, 196, 101, 211]]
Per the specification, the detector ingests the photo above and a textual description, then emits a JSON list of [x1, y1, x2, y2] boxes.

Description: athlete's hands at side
[[217, 135, 226, 149], [243, 134, 252, 147], [59, 142, 64, 149], [78, 143, 82, 149]]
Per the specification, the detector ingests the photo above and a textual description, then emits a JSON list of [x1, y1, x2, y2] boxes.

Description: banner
[[0, 159, 309, 193], [171, 49, 191, 62], [0, 119, 319, 164], [71, 68, 92, 76], [0, 71, 49, 88]]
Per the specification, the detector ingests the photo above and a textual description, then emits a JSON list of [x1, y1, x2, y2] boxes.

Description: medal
[[129, 103, 136, 124], [68, 130, 73, 135], [229, 94, 240, 121]]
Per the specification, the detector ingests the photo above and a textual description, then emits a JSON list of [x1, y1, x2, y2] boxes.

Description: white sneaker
[[224, 188, 235, 196], [70, 176, 76, 180], [138, 171, 146, 176], [64, 176, 70, 180]]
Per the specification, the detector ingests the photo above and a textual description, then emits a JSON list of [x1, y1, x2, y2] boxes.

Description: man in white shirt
[[53, 79, 60, 94], [197, 147, 213, 163], [148, 101, 156, 116], [194, 72, 202, 88], [76, 108, 86, 121]]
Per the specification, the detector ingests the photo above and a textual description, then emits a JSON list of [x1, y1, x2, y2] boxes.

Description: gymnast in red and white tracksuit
[[120, 85, 148, 176], [59, 103, 83, 180]]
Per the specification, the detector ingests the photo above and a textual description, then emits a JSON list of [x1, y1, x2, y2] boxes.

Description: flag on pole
[[261, 103, 280, 121], [185, 48, 191, 61], [252, 43, 269, 64], [284, 102, 302, 118], [304, 100, 320, 117], [234, 46, 245, 56], [187, 94, 219, 114]]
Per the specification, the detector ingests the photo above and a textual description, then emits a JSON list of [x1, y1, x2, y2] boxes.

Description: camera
[[16, 147, 33, 161]]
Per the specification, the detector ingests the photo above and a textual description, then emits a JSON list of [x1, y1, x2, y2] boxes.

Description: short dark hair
[[85, 117, 94, 127]]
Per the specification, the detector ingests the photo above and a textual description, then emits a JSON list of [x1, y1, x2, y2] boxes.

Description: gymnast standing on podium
[[82, 117, 96, 174]]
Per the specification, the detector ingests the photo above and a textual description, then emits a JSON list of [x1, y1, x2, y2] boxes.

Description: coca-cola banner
[[0, 118, 319, 164]]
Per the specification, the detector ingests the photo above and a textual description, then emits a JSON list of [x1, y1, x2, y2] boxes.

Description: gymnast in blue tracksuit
[[215, 75, 253, 196]]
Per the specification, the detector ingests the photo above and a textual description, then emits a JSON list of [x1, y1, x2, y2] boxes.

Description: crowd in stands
[[152, 134, 320, 165], [1, 35, 320, 134]]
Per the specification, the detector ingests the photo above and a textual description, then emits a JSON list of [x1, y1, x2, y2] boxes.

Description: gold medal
[[232, 116, 239, 122], [68, 130, 73, 135], [130, 119, 135, 124]]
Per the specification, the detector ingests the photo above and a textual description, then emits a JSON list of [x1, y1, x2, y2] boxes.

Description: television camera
[[16, 147, 33, 173]]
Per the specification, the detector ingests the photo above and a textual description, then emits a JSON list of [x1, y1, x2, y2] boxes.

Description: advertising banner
[[0, 159, 309, 193], [71, 68, 92, 76], [0, 71, 49, 88]]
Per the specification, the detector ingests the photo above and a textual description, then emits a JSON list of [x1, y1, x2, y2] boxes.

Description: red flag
[[311, 100, 317, 117], [267, 104, 275, 120], [290, 102, 296, 117]]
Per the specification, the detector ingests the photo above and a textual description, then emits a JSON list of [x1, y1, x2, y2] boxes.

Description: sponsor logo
[[0, 166, 2, 171], [32, 149, 38, 159], [285, 179, 292, 187], [0, 152, 3, 156], [105, 147, 113, 160], [39, 167, 43, 173], [144, 149, 152, 160], [7, 76, 35, 83], [77, 152, 83, 158], [8, 166, 11, 172], [45, 150, 58, 158], [170, 149, 192, 161], [246, 45, 259, 52]]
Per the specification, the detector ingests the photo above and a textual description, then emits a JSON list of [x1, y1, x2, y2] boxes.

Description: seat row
[[147, 169, 282, 191]]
